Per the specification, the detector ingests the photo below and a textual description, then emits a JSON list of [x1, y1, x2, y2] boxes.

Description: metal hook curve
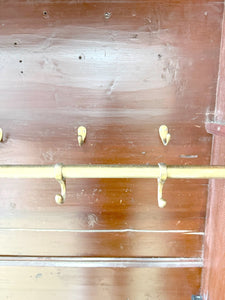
[[78, 126, 87, 147], [159, 125, 171, 146], [0, 128, 3, 142], [54, 164, 66, 205], [157, 163, 167, 208]]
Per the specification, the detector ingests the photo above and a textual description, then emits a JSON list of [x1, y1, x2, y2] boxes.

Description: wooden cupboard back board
[[0, 0, 224, 298]]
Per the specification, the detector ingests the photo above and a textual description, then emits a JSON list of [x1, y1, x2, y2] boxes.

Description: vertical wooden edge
[[201, 136, 225, 299], [201, 167, 214, 299], [201, 135, 217, 297], [202, 2, 225, 298]]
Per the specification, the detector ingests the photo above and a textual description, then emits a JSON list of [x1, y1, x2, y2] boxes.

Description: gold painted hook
[[78, 126, 87, 147], [159, 125, 171, 146], [157, 163, 167, 208], [0, 128, 3, 142], [54, 164, 66, 205]]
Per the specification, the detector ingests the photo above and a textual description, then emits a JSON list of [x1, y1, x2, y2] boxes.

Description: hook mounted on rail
[[54, 164, 66, 205], [2, 163, 225, 208], [157, 163, 167, 208], [0, 128, 3, 142]]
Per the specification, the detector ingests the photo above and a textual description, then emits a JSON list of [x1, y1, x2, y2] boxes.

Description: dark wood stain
[[0, 0, 223, 298]]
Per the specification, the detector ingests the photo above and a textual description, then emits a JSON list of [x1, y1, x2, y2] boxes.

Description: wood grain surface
[[0, 266, 201, 300], [0, 0, 224, 298], [0, 0, 222, 259], [202, 3, 225, 298], [0, 230, 203, 257]]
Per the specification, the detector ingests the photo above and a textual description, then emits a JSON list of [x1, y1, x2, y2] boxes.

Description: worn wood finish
[[0, 179, 207, 230], [0, 256, 203, 268], [0, 266, 201, 300], [202, 6, 225, 299], [0, 0, 224, 297], [0, 0, 221, 169], [0, 178, 206, 256], [205, 121, 225, 137], [0, 230, 203, 257], [0, 1, 222, 260], [202, 138, 225, 299]]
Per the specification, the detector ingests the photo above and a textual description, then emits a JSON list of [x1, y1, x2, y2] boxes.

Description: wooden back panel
[[0, 0, 222, 258]]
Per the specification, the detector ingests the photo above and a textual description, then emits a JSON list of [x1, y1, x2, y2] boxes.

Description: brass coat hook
[[2, 163, 225, 208], [159, 125, 171, 146], [157, 163, 167, 208], [0, 128, 3, 142], [78, 126, 87, 147], [54, 164, 66, 205]]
